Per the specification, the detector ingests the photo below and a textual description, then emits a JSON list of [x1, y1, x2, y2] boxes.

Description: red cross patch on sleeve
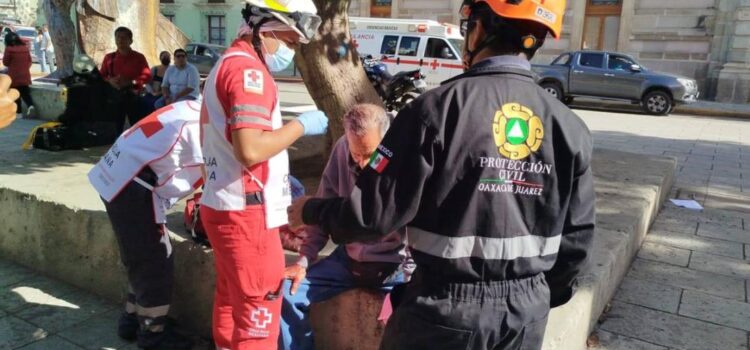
[[244, 69, 264, 95]]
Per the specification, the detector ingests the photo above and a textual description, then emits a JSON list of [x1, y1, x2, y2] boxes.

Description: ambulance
[[350, 17, 465, 88]]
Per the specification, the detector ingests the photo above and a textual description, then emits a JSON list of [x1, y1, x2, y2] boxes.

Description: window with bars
[[208, 15, 226, 45]]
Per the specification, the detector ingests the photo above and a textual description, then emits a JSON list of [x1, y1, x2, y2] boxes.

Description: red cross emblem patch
[[244, 69, 264, 95]]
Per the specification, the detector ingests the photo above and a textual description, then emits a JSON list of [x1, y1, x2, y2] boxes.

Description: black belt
[[246, 191, 264, 205]]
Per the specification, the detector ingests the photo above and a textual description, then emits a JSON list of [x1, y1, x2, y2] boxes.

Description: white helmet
[[243, 0, 321, 43], [73, 54, 97, 74]]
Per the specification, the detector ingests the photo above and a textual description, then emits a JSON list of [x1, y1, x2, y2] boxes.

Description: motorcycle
[[361, 55, 427, 111]]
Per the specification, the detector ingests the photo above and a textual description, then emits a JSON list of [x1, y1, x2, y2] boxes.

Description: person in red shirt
[[199, 0, 325, 348], [99, 26, 151, 133], [3, 32, 35, 118]]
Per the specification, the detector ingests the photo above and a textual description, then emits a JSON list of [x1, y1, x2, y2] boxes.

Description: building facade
[[159, 0, 245, 47], [350, 0, 750, 103]]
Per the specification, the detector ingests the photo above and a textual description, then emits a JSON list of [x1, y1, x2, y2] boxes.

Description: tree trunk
[[296, 0, 382, 153], [43, 0, 77, 78]]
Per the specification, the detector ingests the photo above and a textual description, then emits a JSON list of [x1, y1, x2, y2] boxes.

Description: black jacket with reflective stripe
[[303, 59, 595, 307]]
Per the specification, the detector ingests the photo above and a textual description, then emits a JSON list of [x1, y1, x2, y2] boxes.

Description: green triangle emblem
[[506, 119, 529, 145]]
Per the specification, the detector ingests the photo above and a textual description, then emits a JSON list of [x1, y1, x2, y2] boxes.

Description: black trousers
[[15, 85, 34, 113], [107, 88, 149, 135], [380, 271, 550, 350], [102, 168, 173, 332]]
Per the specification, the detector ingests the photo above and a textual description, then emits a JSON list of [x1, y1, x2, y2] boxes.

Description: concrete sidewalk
[[570, 98, 750, 120], [0, 258, 210, 350], [580, 109, 750, 350]]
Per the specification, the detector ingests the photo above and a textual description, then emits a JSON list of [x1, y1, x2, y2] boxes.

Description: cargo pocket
[[518, 316, 549, 350], [392, 309, 475, 350]]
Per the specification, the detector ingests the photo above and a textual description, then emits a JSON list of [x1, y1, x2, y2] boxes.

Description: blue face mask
[[264, 42, 295, 72]]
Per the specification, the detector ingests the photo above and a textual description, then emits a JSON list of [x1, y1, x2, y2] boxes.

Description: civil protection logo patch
[[492, 103, 544, 160]]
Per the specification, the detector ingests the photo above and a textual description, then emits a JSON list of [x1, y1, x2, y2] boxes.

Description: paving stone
[[711, 165, 744, 175], [662, 206, 747, 228], [688, 251, 750, 280], [681, 162, 713, 171], [588, 330, 668, 350], [58, 309, 129, 350], [600, 301, 747, 350], [637, 242, 691, 267], [627, 259, 745, 301], [698, 222, 750, 244], [711, 160, 742, 169], [0, 275, 80, 313], [0, 315, 48, 349], [15, 289, 117, 333], [0, 261, 34, 288], [675, 177, 710, 187], [650, 218, 698, 235], [679, 290, 750, 332], [745, 244, 749, 260], [645, 229, 744, 259], [15, 335, 83, 350], [613, 277, 682, 313]]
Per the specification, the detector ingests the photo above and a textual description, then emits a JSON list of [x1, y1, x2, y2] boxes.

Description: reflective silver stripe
[[136, 304, 170, 318], [232, 104, 271, 117], [229, 115, 273, 128], [407, 227, 561, 260]]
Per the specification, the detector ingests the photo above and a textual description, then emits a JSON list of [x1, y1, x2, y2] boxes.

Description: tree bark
[[43, 0, 77, 78], [296, 0, 382, 153]]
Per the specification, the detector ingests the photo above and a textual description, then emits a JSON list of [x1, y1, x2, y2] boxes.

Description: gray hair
[[342, 104, 390, 137]]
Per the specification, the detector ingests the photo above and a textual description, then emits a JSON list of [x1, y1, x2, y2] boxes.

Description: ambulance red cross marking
[[431, 59, 439, 70], [251, 307, 272, 329]]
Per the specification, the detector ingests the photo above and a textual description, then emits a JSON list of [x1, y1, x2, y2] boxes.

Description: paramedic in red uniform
[[199, 1, 325, 349]]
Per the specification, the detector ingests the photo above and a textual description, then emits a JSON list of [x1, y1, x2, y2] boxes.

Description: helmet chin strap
[[463, 29, 496, 69]]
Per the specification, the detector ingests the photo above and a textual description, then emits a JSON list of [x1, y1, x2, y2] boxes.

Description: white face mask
[[263, 41, 296, 72]]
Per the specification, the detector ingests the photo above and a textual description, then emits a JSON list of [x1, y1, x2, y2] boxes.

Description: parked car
[[532, 51, 699, 115], [185, 43, 226, 75]]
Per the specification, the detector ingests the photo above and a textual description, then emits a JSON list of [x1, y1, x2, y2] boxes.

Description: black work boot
[[137, 324, 193, 350], [117, 312, 139, 341]]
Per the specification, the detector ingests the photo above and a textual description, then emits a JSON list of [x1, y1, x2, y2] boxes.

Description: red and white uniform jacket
[[89, 100, 204, 223], [199, 39, 291, 229]]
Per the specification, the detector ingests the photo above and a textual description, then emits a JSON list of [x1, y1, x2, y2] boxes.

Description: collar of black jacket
[[443, 55, 536, 85]]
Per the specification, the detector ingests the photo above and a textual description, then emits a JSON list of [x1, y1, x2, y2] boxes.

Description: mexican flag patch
[[369, 152, 390, 173]]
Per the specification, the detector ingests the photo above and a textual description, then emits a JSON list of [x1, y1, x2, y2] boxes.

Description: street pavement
[[1, 85, 749, 349], [580, 110, 750, 350]]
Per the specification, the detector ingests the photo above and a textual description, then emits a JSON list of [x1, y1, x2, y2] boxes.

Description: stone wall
[[624, 0, 716, 98], [0, 0, 42, 26]]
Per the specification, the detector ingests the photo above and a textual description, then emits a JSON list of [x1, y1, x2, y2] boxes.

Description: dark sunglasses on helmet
[[460, 19, 477, 37], [288, 11, 322, 41], [253, 6, 322, 41]]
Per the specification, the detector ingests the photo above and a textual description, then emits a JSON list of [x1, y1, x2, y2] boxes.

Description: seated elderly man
[[279, 104, 413, 350]]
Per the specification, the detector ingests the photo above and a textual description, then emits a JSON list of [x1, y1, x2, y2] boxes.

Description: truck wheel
[[642, 91, 673, 116], [541, 82, 564, 102]]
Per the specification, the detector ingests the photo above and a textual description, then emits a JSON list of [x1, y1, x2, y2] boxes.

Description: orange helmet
[[461, 0, 565, 39]]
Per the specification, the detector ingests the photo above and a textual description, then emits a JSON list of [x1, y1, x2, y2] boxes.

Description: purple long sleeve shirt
[[296, 137, 411, 268]]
